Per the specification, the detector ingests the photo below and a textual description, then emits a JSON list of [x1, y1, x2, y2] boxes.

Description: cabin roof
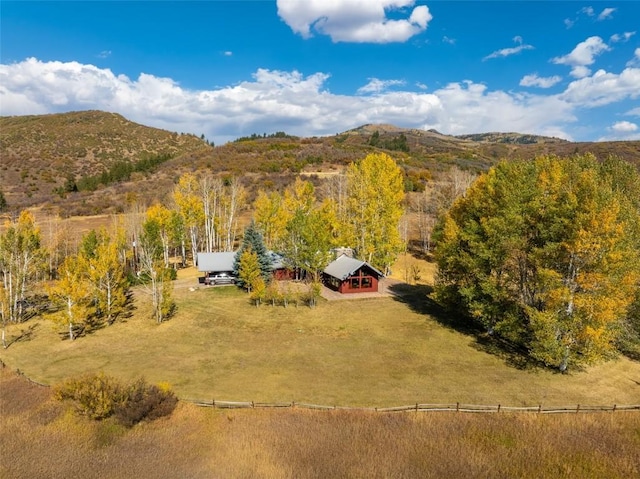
[[197, 252, 236, 272], [323, 254, 383, 281]]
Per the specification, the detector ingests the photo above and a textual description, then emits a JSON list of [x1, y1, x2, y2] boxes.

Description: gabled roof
[[323, 254, 383, 281], [197, 252, 236, 272], [268, 251, 286, 270]]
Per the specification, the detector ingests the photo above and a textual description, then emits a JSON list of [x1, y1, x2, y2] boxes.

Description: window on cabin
[[351, 278, 360, 289], [362, 277, 372, 288]]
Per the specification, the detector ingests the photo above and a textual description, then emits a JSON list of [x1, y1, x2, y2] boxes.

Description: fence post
[[497, 404, 501, 413], [613, 404, 617, 412], [538, 404, 542, 413], [415, 403, 418, 412], [456, 402, 460, 412], [576, 404, 580, 413]]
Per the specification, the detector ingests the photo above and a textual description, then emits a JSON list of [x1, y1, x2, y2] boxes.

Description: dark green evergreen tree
[[233, 220, 272, 287], [0, 190, 7, 212]]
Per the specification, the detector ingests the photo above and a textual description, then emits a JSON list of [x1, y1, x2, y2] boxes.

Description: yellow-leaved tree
[[434, 155, 640, 371], [48, 255, 90, 341], [172, 173, 204, 265], [345, 153, 405, 273]]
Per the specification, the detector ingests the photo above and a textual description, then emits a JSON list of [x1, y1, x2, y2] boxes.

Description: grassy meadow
[[2, 368, 639, 479], [2, 264, 639, 407]]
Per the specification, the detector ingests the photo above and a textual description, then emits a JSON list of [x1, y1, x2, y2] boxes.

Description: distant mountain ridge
[[1, 111, 638, 216]]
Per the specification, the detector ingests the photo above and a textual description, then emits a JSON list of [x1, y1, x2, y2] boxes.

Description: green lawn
[[2, 279, 639, 407]]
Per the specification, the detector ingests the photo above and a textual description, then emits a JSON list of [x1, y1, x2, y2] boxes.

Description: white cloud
[[564, 18, 574, 29], [520, 74, 562, 88], [483, 36, 534, 61], [597, 7, 616, 21], [580, 6, 595, 17], [560, 68, 640, 107], [97, 50, 112, 59], [416, 82, 428, 90], [357, 78, 405, 94], [626, 106, 640, 116], [610, 31, 635, 43], [276, 0, 432, 43], [627, 48, 640, 67], [2, 58, 637, 145], [442, 36, 456, 45], [223, 51, 233, 57], [552, 36, 610, 78], [610, 120, 637, 133], [599, 120, 640, 141]]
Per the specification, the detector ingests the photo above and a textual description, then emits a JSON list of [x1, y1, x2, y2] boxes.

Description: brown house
[[322, 254, 384, 294]]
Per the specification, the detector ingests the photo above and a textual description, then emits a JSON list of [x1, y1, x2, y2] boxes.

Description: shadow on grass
[[5, 323, 39, 348], [388, 282, 542, 371]]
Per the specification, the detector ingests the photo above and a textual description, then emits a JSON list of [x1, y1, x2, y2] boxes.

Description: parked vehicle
[[206, 272, 236, 285]]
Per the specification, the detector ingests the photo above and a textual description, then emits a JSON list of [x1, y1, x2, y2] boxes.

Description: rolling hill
[[1, 111, 639, 216]]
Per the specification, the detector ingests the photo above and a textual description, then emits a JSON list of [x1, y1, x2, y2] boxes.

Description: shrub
[[114, 378, 178, 427], [54, 373, 125, 420], [54, 373, 177, 426]]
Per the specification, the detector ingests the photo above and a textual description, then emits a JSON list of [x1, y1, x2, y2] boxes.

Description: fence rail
[[182, 398, 640, 414], [5, 362, 639, 415]]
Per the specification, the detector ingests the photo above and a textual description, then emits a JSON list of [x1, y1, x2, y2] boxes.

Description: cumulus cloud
[[599, 120, 640, 141], [357, 78, 405, 94], [276, 0, 432, 43], [610, 120, 637, 132], [0, 58, 584, 144], [552, 36, 610, 78], [626, 106, 640, 116], [520, 74, 563, 88], [560, 68, 640, 107], [2, 58, 637, 144], [483, 36, 534, 61], [597, 7, 616, 21]]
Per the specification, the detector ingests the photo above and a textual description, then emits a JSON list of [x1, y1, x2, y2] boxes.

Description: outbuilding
[[197, 252, 236, 285], [322, 254, 383, 294]]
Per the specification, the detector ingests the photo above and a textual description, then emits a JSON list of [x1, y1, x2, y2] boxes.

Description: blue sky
[[1, 1, 639, 144]]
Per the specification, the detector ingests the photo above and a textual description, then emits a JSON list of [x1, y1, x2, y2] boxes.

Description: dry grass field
[[1, 368, 639, 479]]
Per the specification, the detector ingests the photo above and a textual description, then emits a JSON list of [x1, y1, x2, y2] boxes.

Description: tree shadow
[[388, 283, 479, 336], [5, 323, 39, 348], [388, 282, 543, 371]]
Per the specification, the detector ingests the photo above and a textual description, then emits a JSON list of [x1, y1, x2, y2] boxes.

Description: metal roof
[[323, 254, 383, 281], [197, 252, 236, 272]]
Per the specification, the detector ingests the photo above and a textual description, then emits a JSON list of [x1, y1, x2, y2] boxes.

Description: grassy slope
[[2, 267, 639, 407], [0, 111, 210, 211], [1, 368, 639, 479]]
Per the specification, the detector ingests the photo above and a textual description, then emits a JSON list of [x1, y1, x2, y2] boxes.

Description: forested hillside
[[1, 111, 639, 216]]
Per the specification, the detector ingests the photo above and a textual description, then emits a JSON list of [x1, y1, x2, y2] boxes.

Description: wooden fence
[[182, 398, 640, 414], [5, 362, 638, 415]]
